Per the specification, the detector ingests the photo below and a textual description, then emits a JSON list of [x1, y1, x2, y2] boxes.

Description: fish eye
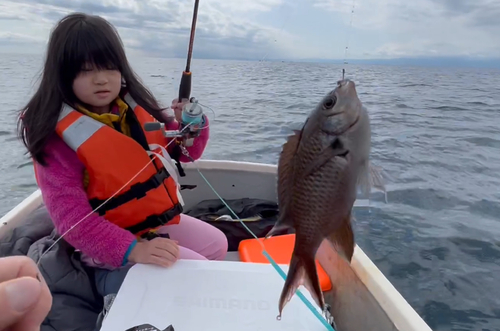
[[323, 96, 337, 109]]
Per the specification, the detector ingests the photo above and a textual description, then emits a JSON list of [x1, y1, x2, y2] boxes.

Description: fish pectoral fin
[[370, 162, 388, 203], [303, 137, 349, 178], [278, 254, 325, 318], [357, 164, 371, 198], [326, 213, 355, 262], [357, 161, 388, 203]]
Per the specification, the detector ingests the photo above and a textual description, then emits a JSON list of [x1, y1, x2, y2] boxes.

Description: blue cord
[[194, 168, 335, 331]]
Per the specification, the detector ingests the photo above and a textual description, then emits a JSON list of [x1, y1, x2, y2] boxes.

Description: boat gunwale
[[0, 159, 431, 331]]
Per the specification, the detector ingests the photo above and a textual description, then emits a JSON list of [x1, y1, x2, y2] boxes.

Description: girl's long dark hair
[[18, 13, 166, 166]]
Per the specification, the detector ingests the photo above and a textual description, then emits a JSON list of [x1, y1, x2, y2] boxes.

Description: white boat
[[0, 159, 432, 331]]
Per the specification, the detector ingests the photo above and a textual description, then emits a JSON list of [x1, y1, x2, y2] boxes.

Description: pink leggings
[[156, 213, 228, 260], [94, 214, 228, 297]]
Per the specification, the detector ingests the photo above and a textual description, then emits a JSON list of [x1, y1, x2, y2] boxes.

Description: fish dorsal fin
[[268, 130, 302, 238], [278, 129, 302, 201]]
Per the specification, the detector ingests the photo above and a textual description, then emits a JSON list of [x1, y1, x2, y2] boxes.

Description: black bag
[[185, 198, 291, 251]]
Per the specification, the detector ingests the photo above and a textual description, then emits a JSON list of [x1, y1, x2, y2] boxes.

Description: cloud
[[431, 0, 500, 28], [313, 0, 500, 59], [0, 0, 298, 60], [0, 0, 499, 61]]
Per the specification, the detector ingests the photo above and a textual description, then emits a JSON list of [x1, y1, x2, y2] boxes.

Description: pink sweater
[[35, 117, 209, 269]]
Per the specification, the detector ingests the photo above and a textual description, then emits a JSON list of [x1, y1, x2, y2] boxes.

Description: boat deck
[[0, 160, 434, 331], [225, 251, 241, 262]]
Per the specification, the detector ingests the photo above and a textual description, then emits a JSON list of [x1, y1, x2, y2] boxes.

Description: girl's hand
[[128, 237, 180, 267], [171, 98, 205, 137], [170, 98, 189, 123]]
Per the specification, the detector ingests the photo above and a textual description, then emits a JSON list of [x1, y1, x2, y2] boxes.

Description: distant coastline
[[2, 49, 499, 69]]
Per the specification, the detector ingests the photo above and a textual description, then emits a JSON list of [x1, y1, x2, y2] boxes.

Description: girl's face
[[72, 65, 122, 114]]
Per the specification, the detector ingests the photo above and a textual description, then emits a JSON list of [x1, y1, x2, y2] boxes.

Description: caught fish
[[267, 79, 386, 319]]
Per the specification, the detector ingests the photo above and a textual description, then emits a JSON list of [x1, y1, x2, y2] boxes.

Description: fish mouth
[[338, 79, 353, 86], [321, 113, 360, 136]]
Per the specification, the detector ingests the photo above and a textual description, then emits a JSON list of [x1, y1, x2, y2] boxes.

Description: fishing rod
[[178, 0, 200, 102], [175, 0, 204, 141], [145, 0, 203, 140]]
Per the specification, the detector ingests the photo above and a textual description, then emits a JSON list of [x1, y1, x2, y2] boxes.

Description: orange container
[[238, 234, 332, 291]]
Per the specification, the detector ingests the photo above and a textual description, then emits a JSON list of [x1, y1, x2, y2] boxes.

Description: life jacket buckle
[[124, 203, 183, 235], [130, 168, 168, 199], [157, 212, 172, 226], [151, 168, 169, 187]]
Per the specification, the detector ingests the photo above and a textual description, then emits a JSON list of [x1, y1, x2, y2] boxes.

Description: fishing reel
[[179, 97, 204, 138], [143, 97, 205, 147]]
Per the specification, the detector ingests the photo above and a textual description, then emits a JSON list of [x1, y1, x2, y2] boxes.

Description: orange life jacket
[[51, 93, 184, 237]]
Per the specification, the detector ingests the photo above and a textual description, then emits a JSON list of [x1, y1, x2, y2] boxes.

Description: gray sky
[[1, 0, 499, 60]]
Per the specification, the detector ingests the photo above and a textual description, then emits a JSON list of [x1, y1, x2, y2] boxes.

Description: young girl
[[18, 13, 228, 298]]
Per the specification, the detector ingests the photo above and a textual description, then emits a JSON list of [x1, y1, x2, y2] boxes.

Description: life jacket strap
[[169, 143, 186, 177], [89, 167, 171, 215], [141, 231, 170, 241], [125, 203, 183, 234]]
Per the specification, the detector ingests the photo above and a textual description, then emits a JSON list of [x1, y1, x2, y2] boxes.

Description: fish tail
[[278, 253, 325, 318], [326, 213, 355, 262]]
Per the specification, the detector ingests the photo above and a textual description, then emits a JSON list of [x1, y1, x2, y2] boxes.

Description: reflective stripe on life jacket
[[53, 94, 184, 236]]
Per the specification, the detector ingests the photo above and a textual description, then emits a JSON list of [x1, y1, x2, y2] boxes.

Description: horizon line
[[2, 50, 500, 69]]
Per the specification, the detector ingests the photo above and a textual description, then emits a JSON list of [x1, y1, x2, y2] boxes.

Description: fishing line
[[36, 120, 199, 266], [197, 102, 216, 124], [259, 1, 298, 62], [180, 149, 336, 331], [342, 0, 356, 79], [180, 101, 335, 326]]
